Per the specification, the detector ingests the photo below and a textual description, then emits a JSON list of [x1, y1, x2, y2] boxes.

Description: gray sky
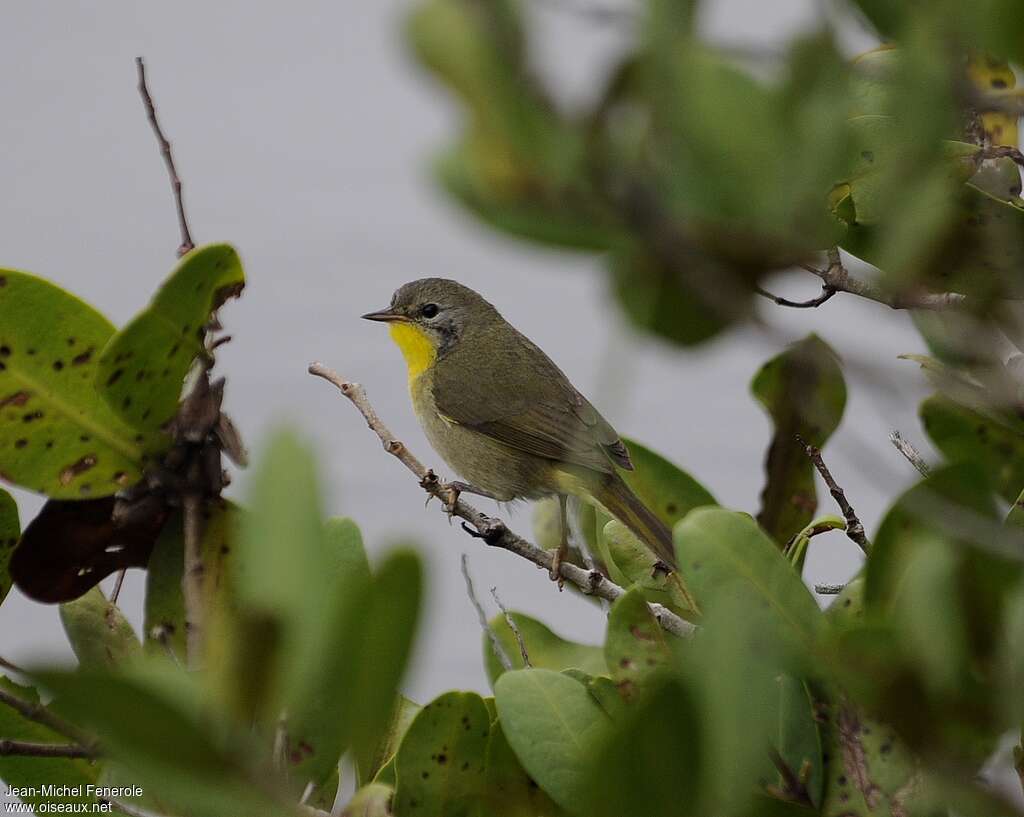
[[0, 0, 935, 705]]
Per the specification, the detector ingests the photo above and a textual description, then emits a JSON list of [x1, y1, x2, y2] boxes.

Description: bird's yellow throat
[[389, 322, 437, 382]]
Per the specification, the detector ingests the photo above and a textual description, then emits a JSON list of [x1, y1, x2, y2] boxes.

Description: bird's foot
[[549, 543, 567, 589]]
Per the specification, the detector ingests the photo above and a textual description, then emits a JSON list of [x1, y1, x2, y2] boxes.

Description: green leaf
[[608, 246, 735, 348], [0, 487, 19, 605], [619, 437, 716, 529], [343, 783, 395, 817], [676, 508, 824, 644], [494, 669, 612, 814], [325, 516, 371, 587], [290, 549, 422, 788], [752, 334, 847, 544], [582, 677, 703, 817], [0, 269, 164, 497], [825, 575, 866, 630], [604, 587, 673, 697], [143, 501, 237, 664], [392, 691, 490, 817], [483, 612, 605, 685], [920, 393, 1024, 504], [95, 244, 245, 430], [602, 521, 697, 617], [785, 514, 846, 575], [482, 720, 568, 817], [60, 586, 142, 669], [38, 666, 282, 817], [361, 696, 421, 786], [774, 676, 824, 808], [0, 676, 99, 811]]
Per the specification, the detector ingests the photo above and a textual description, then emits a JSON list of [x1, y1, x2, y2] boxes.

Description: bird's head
[[362, 278, 499, 378]]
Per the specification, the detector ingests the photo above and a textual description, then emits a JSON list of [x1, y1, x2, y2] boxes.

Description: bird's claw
[[549, 546, 566, 590]]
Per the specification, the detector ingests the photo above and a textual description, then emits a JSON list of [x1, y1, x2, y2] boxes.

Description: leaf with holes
[[392, 691, 490, 817], [483, 611, 605, 685], [0, 487, 18, 605], [96, 244, 244, 431], [0, 269, 166, 497], [60, 585, 142, 669], [752, 334, 846, 545]]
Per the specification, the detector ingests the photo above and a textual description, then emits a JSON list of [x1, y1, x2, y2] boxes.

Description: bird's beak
[[361, 307, 407, 323]]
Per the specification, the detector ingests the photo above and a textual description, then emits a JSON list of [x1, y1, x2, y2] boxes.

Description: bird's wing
[[431, 331, 633, 475]]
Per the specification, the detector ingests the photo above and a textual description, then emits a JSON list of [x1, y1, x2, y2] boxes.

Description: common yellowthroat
[[362, 279, 675, 577]]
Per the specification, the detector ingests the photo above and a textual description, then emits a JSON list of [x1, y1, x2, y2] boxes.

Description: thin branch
[[308, 362, 694, 638], [814, 583, 845, 595], [490, 587, 532, 668], [135, 57, 194, 258], [0, 687, 91, 746], [0, 739, 93, 758], [756, 284, 837, 309], [767, 744, 814, 807], [109, 568, 127, 605], [889, 430, 931, 477], [979, 144, 1024, 169], [0, 655, 26, 676], [797, 436, 871, 555], [800, 251, 968, 311], [460, 554, 512, 672]]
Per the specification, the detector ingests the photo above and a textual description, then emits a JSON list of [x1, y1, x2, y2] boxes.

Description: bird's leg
[[436, 479, 503, 516], [549, 494, 570, 586]]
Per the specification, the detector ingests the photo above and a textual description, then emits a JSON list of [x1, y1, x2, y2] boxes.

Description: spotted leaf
[[96, 244, 245, 431], [0, 270, 166, 497]]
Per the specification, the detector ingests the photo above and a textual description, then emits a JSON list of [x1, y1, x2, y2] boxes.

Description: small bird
[[362, 278, 675, 578]]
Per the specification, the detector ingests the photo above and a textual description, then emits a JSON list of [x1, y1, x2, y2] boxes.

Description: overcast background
[[0, 1, 933, 706]]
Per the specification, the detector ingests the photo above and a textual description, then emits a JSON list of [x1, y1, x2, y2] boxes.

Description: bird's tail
[[592, 474, 677, 569]]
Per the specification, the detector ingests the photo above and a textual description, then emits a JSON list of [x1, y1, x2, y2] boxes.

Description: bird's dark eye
[[421, 303, 439, 319]]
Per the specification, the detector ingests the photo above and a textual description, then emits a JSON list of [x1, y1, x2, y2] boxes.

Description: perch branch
[[136, 57, 194, 258], [0, 687, 92, 747], [800, 249, 967, 311], [814, 583, 845, 595], [308, 362, 694, 638], [0, 739, 93, 758], [889, 430, 931, 477], [797, 436, 871, 555], [756, 284, 837, 309], [460, 554, 513, 672], [491, 586, 532, 668]]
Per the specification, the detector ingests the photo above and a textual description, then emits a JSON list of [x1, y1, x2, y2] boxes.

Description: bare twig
[[800, 250, 968, 311], [109, 568, 127, 605], [797, 436, 871, 555], [814, 583, 845, 595], [308, 362, 694, 638], [135, 57, 194, 258], [490, 587, 532, 668], [979, 144, 1024, 169], [460, 554, 512, 671], [0, 739, 93, 758], [767, 744, 814, 807], [0, 655, 26, 676], [756, 284, 837, 309], [889, 430, 931, 477], [0, 687, 91, 746]]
